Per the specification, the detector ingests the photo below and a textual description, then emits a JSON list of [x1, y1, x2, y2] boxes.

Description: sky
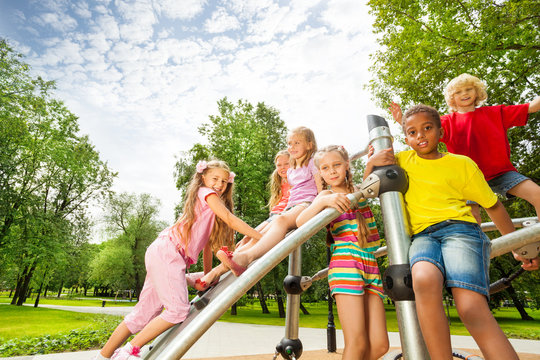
[[0, 0, 402, 241]]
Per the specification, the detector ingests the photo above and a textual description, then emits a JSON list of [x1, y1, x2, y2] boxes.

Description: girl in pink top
[[96, 160, 261, 360], [200, 127, 322, 281]]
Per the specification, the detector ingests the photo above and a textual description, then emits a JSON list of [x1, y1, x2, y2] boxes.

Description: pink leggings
[[124, 235, 190, 333]]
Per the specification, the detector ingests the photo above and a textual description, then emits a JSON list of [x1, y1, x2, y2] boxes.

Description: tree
[[0, 39, 115, 305], [175, 98, 289, 308], [367, 0, 540, 314], [96, 192, 165, 297]]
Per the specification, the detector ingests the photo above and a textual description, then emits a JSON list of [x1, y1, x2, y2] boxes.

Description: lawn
[[0, 294, 137, 307], [0, 305, 122, 339], [0, 297, 538, 356]]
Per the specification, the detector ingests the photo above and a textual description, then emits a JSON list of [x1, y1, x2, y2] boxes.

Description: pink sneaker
[[111, 345, 141, 360]]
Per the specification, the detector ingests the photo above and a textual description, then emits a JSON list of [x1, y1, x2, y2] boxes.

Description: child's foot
[[111, 344, 141, 360], [194, 277, 219, 292], [186, 272, 204, 288], [216, 246, 247, 276]]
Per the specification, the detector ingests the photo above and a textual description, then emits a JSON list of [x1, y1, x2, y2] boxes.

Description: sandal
[[216, 246, 247, 277], [194, 277, 218, 292]]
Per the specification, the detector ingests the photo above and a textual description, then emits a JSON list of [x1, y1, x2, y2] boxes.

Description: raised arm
[[389, 102, 403, 125], [206, 194, 262, 241], [528, 95, 540, 114], [296, 190, 351, 227]]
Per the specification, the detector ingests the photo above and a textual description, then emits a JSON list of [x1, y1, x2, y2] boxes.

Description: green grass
[[0, 305, 122, 339], [219, 300, 540, 339], [0, 298, 538, 344], [0, 295, 137, 307]]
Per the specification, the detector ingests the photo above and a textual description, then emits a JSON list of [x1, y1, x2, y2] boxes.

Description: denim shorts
[[467, 171, 529, 205], [409, 220, 491, 297]]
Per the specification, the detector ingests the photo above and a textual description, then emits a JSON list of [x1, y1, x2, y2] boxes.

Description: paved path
[[4, 305, 540, 359]]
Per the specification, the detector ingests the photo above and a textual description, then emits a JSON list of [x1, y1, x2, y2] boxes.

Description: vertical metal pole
[[367, 115, 430, 359], [326, 247, 336, 352], [284, 248, 302, 340]]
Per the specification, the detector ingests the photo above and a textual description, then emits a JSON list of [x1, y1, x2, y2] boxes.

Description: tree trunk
[[16, 262, 37, 306], [273, 270, 285, 318], [43, 285, 48, 298], [57, 281, 64, 298], [231, 303, 237, 316], [34, 268, 49, 307], [508, 285, 533, 320], [256, 282, 270, 314], [300, 302, 310, 315], [10, 274, 24, 305]]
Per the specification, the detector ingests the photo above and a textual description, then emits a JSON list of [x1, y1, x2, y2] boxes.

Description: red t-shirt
[[270, 181, 290, 214], [440, 104, 529, 181]]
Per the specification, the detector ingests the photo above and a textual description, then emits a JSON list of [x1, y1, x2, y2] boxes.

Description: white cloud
[[154, 0, 207, 20], [72, 1, 92, 19], [204, 7, 241, 34], [33, 12, 78, 33], [321, 0, 373, 34]]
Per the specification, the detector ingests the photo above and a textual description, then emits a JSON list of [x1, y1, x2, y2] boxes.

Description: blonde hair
[[444, 73, 488, 112], [172, 160, 235, 255], [268, 150, 290, 209], [314, 145, 370, 247], [288, 126, 317, 168]]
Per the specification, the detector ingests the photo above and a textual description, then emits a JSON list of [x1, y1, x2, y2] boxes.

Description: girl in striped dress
[[297, 145, 388, 360]]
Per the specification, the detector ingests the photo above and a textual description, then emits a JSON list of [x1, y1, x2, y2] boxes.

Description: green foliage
[[90, 193, 165, 296], [367, 0, 539, 312], [0, 38, 116, 305], [0, 315, 120, 356]]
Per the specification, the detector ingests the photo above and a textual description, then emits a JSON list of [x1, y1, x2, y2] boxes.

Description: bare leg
[[507, 179, 540, 218], [364, 292, 389, 359], [228, 207, 304, 267], [100, 321, 132, 358], [411, 261, 453, 360], [452, 288, 518, 360], [335, 294, 368, 360], [199, 220, 273, 285], [130, 316, 176, 348]]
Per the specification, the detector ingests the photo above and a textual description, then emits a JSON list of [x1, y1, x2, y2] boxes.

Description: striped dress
[[327, 198, 384, 297]]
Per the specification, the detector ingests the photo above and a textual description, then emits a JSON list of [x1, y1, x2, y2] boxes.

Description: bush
[[0, 315, 120, 356]]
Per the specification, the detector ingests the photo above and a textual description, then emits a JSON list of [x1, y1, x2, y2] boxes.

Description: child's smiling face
[[452, 85, 477, 111], [275, 154, 290, 179], [404, 112, 444, 159], [202, 168, 229, 196], [318, 151, 348, 189]]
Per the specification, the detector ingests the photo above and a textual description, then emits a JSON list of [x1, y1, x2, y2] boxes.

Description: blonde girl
[[96, 160, 261, 360], [195, 150, 290, 290], [297, 145, 388, 360], [216, 126, 322, 276]]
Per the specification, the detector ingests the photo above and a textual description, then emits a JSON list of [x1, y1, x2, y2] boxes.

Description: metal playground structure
[[141, 115, 540, 360]]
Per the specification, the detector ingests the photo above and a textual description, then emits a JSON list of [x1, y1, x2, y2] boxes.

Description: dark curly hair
[[403, 104, 441, 130]]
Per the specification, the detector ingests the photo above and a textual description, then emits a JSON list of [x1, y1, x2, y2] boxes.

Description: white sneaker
[[110, 346, 141, 360]]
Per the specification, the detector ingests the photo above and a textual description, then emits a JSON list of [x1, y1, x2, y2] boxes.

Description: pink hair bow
[[228, 172, 236, 183], [196, 160, 208, 173]]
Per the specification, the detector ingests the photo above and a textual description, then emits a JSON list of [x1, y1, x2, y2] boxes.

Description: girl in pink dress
[[195, 150, 291, 290], [95, 160, 261, 360]]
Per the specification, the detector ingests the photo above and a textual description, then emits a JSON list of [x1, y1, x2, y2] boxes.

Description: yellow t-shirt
[[396, 150, 497, 235]]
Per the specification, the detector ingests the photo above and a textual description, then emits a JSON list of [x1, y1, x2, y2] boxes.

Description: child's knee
[[411, 263, 442, 294], [371, 338, 389, 358]]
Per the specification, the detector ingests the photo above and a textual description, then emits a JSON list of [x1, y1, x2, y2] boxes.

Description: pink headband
[[196, 160, 235, 183]]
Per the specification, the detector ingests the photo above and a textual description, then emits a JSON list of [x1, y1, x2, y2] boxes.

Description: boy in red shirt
[[390, 73, 540, 226]]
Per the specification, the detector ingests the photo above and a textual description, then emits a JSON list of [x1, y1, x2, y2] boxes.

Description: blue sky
[[0, 0, 398, 240]]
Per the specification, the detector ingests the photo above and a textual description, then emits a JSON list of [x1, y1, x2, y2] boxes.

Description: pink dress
[[123, 187, 217, 333]]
